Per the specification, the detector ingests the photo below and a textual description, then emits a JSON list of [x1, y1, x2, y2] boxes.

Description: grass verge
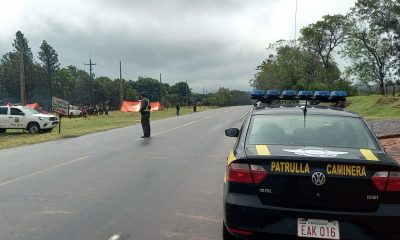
[[0, 106, 217, 149], [347, 95, 400, 120]]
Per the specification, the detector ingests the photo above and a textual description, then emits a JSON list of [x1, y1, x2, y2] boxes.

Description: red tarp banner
[[150, 102, 164, 111], [121, 101, 164, 112], [26, 102, 49, 114], [121, 101, 140, 112], [26, 103, 40, 109]]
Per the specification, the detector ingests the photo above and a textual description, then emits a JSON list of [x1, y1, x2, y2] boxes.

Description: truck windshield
[[22, 107, 40, 115], [247, 115, 379, 150]]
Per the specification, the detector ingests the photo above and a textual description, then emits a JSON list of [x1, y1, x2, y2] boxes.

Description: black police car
[[223, 90, 400, 240]]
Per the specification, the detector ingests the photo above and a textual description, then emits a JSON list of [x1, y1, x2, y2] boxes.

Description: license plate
[[297, 218, 340, 239]]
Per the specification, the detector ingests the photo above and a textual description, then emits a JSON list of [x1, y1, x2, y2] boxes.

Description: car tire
[[0, 128, 6, 133], [28, 123, 40, 134], [223, 223, 242, 240]]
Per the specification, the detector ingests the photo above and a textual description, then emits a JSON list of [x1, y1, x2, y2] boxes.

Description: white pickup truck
[[0, 105, 59, 134]]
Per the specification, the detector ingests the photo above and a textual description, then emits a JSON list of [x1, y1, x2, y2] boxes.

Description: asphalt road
[[0, 106, 251, 240]]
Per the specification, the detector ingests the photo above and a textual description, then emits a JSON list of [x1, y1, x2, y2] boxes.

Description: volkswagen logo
[[311, 172, 326, 186]]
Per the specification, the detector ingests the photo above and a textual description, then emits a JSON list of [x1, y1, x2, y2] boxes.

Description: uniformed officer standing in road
[[175, 103, 180, 116], [139, 92, 151, 138]]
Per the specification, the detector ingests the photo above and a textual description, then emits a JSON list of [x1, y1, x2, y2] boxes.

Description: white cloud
[[0, 0, 356, 92]]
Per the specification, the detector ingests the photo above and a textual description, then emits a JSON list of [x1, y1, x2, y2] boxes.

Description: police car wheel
[[223, 223, 242, 240], [0, 128, 5, 133], [28, 123, 40, 134]]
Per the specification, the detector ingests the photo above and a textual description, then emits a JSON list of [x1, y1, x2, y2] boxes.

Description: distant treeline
[[251, 0, 400, 96], [0, 32, 251, 109]]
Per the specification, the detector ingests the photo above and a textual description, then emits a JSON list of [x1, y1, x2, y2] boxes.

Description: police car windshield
[[247, 115, 378, 150], [21, 107, 40, 115]]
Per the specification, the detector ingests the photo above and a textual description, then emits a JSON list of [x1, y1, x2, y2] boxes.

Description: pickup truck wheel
[[0, 128, 6, 133], [28, 123, 40, 134]]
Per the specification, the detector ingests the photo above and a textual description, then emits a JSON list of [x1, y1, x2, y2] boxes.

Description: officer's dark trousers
[[141, 112, 151, 136]]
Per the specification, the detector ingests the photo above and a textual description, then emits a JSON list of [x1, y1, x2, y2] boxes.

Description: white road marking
[[202, 159, 223, 163], [188, 190, 223, 197], [143, 156, 163, 159], [0, 156, 89, 187], [41, 210, 71, 215], [202, 155, 227, 159], [181, 195, 210, 203], [108, 234, 121, 240], [160, 230, 210, 240], [174, 212, 222, 223], [239, 109, 250, 121]]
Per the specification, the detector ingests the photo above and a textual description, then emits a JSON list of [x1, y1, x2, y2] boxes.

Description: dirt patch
[[379, 137, 400, 163], [376, 96, 398, 104]]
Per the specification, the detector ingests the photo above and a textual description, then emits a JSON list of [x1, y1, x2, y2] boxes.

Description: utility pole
[[159, 73, 162, 104], [119, 61, 123, 107], [18, 42, 26, 105], [84, 58, 96, 106], [185, 80, 188, 106]]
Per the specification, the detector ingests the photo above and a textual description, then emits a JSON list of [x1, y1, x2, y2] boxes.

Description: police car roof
[[252, 105, 360, 118]]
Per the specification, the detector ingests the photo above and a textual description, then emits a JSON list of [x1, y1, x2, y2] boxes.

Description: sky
[[0, 0, 356, 92]]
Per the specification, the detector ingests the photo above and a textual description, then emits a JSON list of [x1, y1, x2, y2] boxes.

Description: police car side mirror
[[225, 128, 239, 137]]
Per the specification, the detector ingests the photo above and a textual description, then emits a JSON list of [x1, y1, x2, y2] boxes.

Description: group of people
[[175, 101, 198, 116], [80, 105, 110, 117]]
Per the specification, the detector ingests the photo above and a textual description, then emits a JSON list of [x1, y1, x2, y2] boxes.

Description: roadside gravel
[[368, 119, 400, 138], [368, 119, 400, 163]]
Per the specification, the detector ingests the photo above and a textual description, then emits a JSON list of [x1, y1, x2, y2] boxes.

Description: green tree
[[300, 15, 348, 86], [164, 94, 180, 107], [250, 40, 331, 90], [250, 55, 280, 90], [67, 66, 90, 105], [344, 0, 397, 95], [230, 90, 251, 105], [53, 68, 74, 100], [135, 77, 165, 101], [209, 87, 233, 106], [251, 40, 300, 90], [0, 52, 20, 103], [92, 76, 114, 106], [170, 81, 191, 104], [13, 31, 33, 105], [27, 63, 48, 107], [123, 80, 139, 102], [38, 40, 60, 104]]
